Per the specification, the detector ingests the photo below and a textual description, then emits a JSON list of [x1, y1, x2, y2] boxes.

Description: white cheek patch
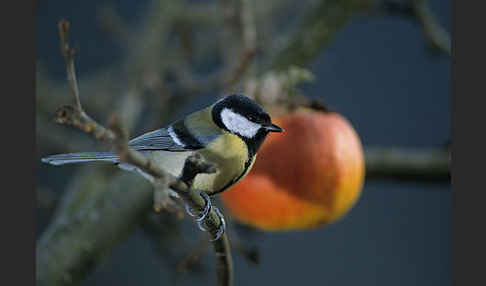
[[221, 108, 261, 138], [168, 125, 186, 147]]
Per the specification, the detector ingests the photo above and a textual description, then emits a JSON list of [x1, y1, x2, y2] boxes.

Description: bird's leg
[[185, 190, 226, 241], [185, 189, 212, 222]]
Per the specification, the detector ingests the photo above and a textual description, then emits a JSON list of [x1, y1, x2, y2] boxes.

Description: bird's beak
[[264, 123, 283, 133]]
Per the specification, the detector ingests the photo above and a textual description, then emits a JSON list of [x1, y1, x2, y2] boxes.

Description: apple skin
[[220, 108, 365, 231]]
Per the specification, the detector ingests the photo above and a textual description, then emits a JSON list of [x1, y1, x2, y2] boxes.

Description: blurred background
[[36, 0, 450, 285]]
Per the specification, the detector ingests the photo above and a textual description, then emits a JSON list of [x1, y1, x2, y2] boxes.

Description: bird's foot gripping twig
[[185, 190, 226, 242], [185, 189, 212, 223]]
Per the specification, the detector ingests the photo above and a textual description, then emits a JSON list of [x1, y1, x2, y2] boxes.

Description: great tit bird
[[42, 94, 283, 239]]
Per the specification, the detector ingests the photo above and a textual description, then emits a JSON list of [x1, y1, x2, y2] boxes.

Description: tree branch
[[110, 118, 234, 284], [36, 171, 154, 286], [267, 0, 375, 70], [412, 0, 451, 56], [223, 0, 258, 91], [383, 0, 451, 56], [365, 146, 450, 182], [37, 20, 233, 286]]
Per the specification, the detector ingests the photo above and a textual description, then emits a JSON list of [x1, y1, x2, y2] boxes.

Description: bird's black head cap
[[212, 94, 271, 127], [212, 94, 282, 157]]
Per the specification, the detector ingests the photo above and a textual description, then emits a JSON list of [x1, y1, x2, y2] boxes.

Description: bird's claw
[[210, 207, 226, 241], [185, 189, 211, 222], [185, 190, 226, 241]]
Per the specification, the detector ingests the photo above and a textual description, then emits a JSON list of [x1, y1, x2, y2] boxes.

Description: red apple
[[220, 107, 365, 230]]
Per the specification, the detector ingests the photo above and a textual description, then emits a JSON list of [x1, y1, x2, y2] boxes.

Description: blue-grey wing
[[128, 128, 191, 151], [128, 115, 223, 152]]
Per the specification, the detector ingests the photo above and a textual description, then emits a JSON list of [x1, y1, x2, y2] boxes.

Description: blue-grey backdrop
[[36, 0, 450, 285]]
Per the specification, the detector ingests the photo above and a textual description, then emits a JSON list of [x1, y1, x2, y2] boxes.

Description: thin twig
[[58, 20, 83, 112], [39, 20, 234, 286], [54, 105, 116, 142], [56, 20, 116, 143]]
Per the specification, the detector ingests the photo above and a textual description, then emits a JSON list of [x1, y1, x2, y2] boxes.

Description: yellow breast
[[194, 132, 251, 195]]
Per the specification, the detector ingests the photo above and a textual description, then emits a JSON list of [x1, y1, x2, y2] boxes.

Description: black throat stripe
[[171, 120, 204, 149], [210, 155, 254, 196]]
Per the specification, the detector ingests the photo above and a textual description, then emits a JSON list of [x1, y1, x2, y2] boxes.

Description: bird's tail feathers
[[41, 152, 119, 166]]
